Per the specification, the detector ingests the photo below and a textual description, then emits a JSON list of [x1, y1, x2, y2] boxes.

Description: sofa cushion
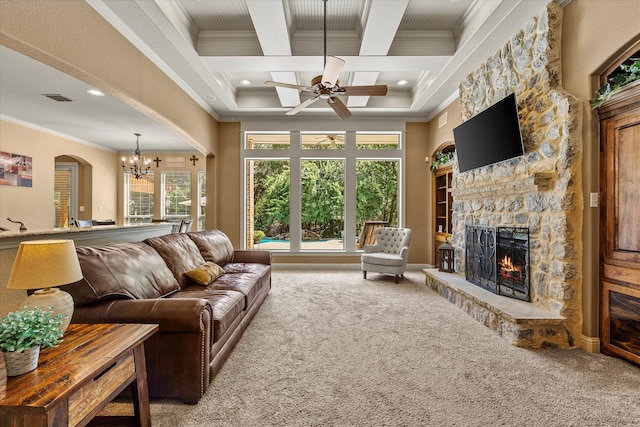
[[169, 287, 245, 342], [145, 233, 206, 289], [187, 229, 234, 266], [211, 263, 271, 309], [185, 262, 225, 286], [65, 242, 180, 305]]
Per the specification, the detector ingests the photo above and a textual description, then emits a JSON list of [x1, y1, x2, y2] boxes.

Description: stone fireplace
[[424, 2, 583, 349]]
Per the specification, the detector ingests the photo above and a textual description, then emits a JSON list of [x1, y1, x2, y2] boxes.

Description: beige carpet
[[109, 269, 640, 426]]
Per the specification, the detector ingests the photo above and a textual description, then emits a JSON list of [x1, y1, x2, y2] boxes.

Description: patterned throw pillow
[[184, 262, 225, 286]]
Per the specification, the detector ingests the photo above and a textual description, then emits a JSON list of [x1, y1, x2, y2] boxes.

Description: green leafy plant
[[430, 151, 455, 172], [591, 58, 640, 109], [253, 230, 265, 244], [0, 306, 64, 353]]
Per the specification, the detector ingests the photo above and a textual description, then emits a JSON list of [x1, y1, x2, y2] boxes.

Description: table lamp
[[6, 239, 83, 335]]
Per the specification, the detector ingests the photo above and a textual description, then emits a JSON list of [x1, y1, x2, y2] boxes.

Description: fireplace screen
[[465, 225, 530, 302], [465, 226, 497, 293]]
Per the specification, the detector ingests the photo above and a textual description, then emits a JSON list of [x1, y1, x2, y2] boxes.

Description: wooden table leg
[[131, 344, 152, 427]]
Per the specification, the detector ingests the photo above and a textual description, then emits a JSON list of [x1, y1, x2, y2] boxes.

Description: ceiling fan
[[310, 134, 344, 148], [264, 0, 388, 119]]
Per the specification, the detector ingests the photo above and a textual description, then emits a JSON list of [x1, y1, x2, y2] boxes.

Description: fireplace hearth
[[465, 225, 530, 302]]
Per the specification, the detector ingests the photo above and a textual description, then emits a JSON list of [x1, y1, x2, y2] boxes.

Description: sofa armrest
[[72, 298, 212, 333], [233, 249, 271, 265]]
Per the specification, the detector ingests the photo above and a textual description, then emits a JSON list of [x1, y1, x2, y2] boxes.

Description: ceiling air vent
[[42, 94, 73, 102]]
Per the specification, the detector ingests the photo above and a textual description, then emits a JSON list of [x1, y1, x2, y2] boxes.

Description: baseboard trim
[[581, 335, 601, 353], [272, 263, 431, 271]]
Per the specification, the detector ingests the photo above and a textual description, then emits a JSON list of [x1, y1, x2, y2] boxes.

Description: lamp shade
[[7, 240, 83, 335], [7, 240, 83, 290]]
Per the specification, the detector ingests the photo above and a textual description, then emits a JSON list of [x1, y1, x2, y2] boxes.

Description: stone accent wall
[[451, 2, 583, 343]]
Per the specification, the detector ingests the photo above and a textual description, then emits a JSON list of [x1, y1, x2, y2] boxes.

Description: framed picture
[[0, 151, 32, 187], [166, 156, 186, 168]]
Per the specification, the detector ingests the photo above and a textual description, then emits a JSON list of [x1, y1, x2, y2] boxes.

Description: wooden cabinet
[[433, 164, 453, 267], [598, 77, 640, 366]]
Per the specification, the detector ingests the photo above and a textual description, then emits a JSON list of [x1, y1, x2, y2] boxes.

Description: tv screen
[[453, 93, 524, 173]]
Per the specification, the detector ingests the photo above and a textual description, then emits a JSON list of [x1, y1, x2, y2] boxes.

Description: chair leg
[[363, 271, 367, 279], [395, 275, 399, 284]]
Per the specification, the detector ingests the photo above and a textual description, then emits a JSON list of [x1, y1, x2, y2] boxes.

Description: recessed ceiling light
[[87, 89, 105, 96], [397, 80, 408, 86], [240, 80, 251, 86], [204, 95, 217, 101]]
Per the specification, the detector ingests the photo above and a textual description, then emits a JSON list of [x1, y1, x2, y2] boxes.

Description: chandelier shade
[[122, 133, 151, 179]]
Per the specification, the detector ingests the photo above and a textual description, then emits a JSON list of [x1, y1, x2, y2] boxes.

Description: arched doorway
[[54, 155, 92, 227]]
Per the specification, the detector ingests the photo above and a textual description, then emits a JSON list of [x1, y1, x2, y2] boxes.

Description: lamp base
[[22, 288, 74, 335]]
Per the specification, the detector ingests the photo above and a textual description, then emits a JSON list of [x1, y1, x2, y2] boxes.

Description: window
[[124, 173, 154, 224], [244, 131, 403, 252], [162, 171, 191, 221]]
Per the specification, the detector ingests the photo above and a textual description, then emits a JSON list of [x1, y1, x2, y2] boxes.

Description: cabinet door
[[600, 101, 640, 365]]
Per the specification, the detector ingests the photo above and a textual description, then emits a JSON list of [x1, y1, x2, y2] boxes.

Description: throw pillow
[[185, 262, 225, 286]]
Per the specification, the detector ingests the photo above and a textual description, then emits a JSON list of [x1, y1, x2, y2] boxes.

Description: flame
[[499, 255, 523, 280]]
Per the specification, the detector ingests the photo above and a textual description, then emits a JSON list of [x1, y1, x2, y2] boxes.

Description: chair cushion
[[361, 252, 405, 267]]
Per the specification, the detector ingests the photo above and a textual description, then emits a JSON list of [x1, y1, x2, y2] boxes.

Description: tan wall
[[216, 122, 242, 245], [0, 120, 118, 230], [562, 0, 640, 340], [0, 0, 218, 155], [405, 122, 431, 265]]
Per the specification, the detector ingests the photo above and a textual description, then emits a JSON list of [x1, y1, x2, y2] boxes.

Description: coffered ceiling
[[0, 0, 559, 152]]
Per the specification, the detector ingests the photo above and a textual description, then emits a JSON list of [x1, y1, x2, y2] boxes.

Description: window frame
[[242, 129, 404, 254]]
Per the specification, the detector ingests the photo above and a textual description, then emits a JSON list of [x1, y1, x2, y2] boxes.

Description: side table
[[0, 323, 158, 427]]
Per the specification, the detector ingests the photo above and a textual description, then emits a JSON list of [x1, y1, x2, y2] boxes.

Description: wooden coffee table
[[0, 323, 158, 427]]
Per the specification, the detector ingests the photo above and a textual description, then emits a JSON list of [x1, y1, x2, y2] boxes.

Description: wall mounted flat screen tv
[[453, 93, 524, 173]]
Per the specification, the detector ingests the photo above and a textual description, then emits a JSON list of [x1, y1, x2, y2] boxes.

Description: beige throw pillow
[[185, 262, 225, 286]]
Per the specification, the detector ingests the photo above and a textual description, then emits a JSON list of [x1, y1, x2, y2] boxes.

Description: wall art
[[0, 152, 32, 187]]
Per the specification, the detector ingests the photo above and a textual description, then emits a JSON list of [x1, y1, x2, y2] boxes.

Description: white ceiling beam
[[349, 0, 408, 107], [246, 1, 299, 107], [201, 56, 450, 73]]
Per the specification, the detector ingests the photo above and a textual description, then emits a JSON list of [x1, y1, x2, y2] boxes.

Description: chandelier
[[121, 133, 151, 179]]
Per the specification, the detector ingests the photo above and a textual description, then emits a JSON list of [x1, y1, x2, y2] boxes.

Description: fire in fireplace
[[496, 227, 530, 302], [465, 225, 530, 302]]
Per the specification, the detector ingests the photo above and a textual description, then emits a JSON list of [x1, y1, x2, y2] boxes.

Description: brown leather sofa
[[62, 229, 271, 404]]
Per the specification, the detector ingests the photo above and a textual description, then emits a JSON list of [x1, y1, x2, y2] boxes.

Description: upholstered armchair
[[361, 227, 411, 283]]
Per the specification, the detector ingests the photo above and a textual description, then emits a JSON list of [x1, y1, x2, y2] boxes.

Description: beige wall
[[562, 0, 640, 340], [0, 0, 218, 155], [0, 120, 118, 230]]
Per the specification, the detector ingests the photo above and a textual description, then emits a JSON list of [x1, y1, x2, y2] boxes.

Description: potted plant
[[430, 151, 455, 172], [253, 230, 265, 244], [0, 306, 64, 376]]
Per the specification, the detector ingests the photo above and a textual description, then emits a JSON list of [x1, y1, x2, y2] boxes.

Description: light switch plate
[[590, 192, 599, 208]]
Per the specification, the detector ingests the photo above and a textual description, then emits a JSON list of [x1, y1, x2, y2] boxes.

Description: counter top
[[0, 223, 174, 249]]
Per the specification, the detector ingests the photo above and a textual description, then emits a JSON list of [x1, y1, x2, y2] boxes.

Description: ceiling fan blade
[[321, 56, 345, 87], [265, 81, 314, 92], [328, 96, 352, 120], [340, 85, 388, 96], [286, 96, 320, 115]]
